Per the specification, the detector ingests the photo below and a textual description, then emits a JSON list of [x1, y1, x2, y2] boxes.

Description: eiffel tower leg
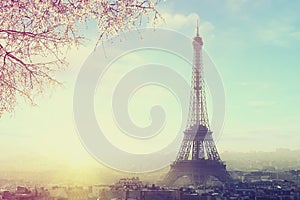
[[163, 168, 186, 186]]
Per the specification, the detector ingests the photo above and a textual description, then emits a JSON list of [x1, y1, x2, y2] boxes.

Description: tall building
[[163, 22, 231, 186]]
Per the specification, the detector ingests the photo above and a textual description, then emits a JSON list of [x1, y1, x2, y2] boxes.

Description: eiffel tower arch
[[163, 21, 231, 186]]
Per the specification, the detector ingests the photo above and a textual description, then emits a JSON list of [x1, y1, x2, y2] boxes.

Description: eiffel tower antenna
[[196, 19, 199, 36]]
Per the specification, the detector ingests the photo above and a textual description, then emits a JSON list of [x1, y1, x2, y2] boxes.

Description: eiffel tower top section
[[194, 20, 203, 44], [186, 20, 210, 130]]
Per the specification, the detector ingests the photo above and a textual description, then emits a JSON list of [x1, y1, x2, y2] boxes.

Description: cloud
[[225, 0, 271, 13], [241, 81, 271, 89], [256, 20, 300, 47], [225, 0, 247, 12], [247, 100, 276, 107], [150, 12, 215, 39]]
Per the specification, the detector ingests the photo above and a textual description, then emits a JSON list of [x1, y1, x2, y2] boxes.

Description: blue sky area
[[156, 0, 300, 151]]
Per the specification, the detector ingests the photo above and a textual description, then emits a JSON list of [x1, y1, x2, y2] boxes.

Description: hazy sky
[[0, 0, 300, 176]]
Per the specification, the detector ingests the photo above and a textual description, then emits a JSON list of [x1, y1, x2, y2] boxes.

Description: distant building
[[48, 187, 68, 200], [66, 186, 88, 200]]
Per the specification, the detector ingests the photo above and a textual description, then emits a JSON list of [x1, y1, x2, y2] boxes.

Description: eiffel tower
[[163, 22, 231, 186]]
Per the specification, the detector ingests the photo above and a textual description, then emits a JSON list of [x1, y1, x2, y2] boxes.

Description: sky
[[0, 0, 300, 179], [154, 0, 300, 151]]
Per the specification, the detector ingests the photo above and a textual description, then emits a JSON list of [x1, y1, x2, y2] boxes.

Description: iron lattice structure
[[163, 22, 231, 186]]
